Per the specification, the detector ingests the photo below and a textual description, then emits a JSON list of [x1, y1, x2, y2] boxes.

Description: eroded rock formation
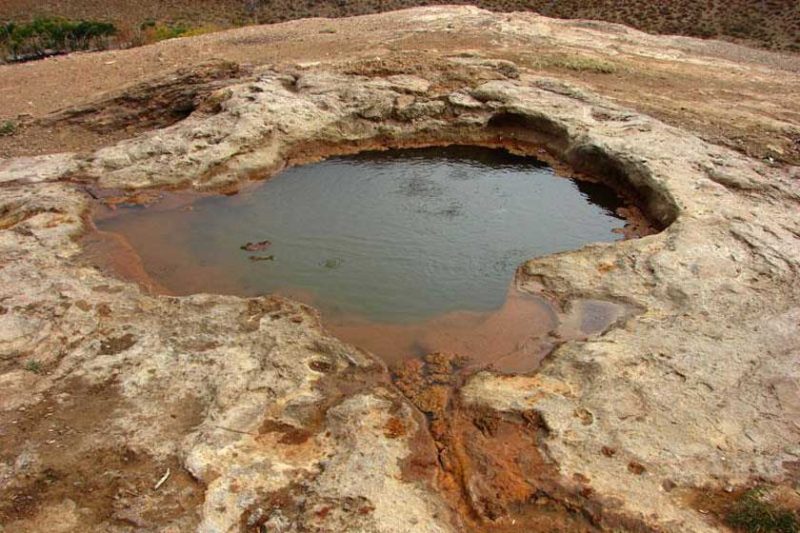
[[0, 6, 798, 532]]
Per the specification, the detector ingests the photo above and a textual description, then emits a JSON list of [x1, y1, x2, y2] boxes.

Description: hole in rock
[[87, 146, 643, 373]]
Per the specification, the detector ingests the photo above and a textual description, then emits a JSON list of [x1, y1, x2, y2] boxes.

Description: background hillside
[[0, 0, 798, 52]]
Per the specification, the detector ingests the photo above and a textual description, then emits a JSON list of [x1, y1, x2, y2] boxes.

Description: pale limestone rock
[[0, 11, 798, 532]]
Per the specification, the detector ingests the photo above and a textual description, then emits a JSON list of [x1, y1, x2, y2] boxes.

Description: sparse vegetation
[[120, 20, 221, 48], [24, 360, 43, 374], [0, 121, 16, 136], [0, 16, 225, 61], [534, 54, 618, 74], [0, 17, 116, 61], [726, 488, 799, 533], [139, 20, 188, 42]]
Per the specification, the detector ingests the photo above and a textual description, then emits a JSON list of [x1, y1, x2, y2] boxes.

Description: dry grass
[[532, 53, 619, 74], [0, 121, 16, 136], [725, 488, 799, 533], [0, 0, 797, 52]]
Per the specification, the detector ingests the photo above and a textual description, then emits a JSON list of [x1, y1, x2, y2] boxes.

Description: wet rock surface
[[0, 6, 799, 533]]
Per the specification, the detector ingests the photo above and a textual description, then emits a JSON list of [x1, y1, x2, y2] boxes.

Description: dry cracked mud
[[0, 6, 799, 533]]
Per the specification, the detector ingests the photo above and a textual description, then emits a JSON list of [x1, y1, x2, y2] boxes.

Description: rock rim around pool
[[0, 6, 799, 533]]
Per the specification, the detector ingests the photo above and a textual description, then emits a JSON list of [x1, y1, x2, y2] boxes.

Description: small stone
[[386, 75, 430, 95], [448, 92, 483, 109], [627, 461, 646, 475], [358, 97, 394, 120], [395, 100, 446, 121]]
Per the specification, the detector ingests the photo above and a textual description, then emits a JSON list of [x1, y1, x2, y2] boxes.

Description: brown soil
[[0, 378, 206, 529]]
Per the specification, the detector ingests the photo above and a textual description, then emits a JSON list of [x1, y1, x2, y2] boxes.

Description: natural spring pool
[[91, 146, 632, 370]]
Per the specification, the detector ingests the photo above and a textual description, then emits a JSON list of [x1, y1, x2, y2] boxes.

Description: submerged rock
[[240, 240, 271, 252]]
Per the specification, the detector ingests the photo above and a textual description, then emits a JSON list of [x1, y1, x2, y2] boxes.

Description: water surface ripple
[[98, 146, 626, 324]]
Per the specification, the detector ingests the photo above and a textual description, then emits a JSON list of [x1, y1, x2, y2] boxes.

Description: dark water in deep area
[[97, 146, 627, 325]]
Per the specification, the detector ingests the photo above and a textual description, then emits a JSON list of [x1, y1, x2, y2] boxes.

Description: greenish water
[[98, 146, 626, 323]]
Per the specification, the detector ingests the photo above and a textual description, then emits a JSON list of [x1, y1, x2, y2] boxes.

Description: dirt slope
[[0, 0, 799, 52]]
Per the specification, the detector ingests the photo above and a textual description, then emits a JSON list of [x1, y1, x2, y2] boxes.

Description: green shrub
[[24, 360, 42, 374], [152, 24, 188, 41], [0, 120, 16, 136], [127, 22, 194, 45], [726, 488, 799, 533], [0, 17, 116, 61]]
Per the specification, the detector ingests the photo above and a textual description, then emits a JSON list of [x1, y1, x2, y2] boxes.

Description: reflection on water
[[93, 146, 629, 371]]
